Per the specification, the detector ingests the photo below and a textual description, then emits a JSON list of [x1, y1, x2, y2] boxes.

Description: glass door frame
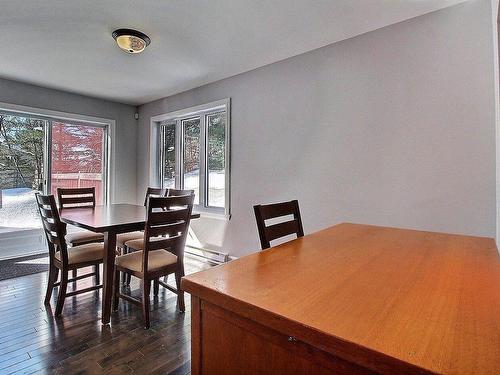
[[0, 102, 113, 204]]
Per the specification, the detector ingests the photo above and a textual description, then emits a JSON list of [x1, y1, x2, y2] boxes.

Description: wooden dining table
[[182, 223, 500, 374], [60, 203, 200, 325]]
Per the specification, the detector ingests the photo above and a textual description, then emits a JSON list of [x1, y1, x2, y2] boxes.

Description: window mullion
[[103, 126, 109, 205], [44, 120, 52, 195], [176, 119, 183, 189], [199, 115, 207, 207], [159, 124, 165, 189]]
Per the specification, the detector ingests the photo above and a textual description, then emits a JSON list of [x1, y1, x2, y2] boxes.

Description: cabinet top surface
[[182, 223, 500, 374]]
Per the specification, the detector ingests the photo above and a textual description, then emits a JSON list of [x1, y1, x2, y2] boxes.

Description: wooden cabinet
[[182, 223, 500, 374], [192, 298, 373, 375]]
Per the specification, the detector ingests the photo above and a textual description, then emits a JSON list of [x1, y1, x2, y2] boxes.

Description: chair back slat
[[38, 206, 56, 219], [36, 194, 56, 205], [265, 220, 302, 243], [258, 201, 298, 220], [143, 187, 167, 206], [148, 207, 191, 224], [167, 188, 194, 197], [56, 187, 95, 195], [58, 196, 94, 206], [57, 187, 96, 209], [253, 199, 304, 250], [142, 194, 194, 273], [36, 193, 69, 261], [147, 221, 187, 238], [147, 235, 183, 251], [153, 194, 194, 207], [42, 218, 60, 233]]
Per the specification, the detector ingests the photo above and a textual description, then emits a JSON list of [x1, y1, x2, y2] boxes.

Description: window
[[0, 105, 111, 257], [50, 121, 108, 205], [157, 99, 230, 216], [183, 117, 201, 205]]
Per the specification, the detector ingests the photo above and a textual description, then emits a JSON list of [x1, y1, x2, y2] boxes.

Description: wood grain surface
[[182, 223, 500, 374]]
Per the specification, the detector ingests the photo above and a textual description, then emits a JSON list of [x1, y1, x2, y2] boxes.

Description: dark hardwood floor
[[0, 256, 211, 374]]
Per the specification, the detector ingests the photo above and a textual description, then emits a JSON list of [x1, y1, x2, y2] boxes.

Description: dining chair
[[113, 194, 194, 328], [124, 189, 195, 286], [116, 187, 167, 251], [57, 187, 104, 246], [122, 190, 194, 262], [57, 187, 104, 283], [253, 199, 304, 250], [36, 193, 103, 316], [117, 187, 167, 284]]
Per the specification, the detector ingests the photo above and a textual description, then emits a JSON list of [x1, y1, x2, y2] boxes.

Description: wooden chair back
[[167, 188, 195, 197], [142, 194, 194, 274], [253, 200, 304, 249], [36, 193, 69, 263], [143, 187, 167, 206], [57, 187, 96, 209]]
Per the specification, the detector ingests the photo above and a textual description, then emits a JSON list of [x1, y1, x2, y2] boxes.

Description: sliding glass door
[[0, 111, 109, 258], [50, 121, 107, 205]]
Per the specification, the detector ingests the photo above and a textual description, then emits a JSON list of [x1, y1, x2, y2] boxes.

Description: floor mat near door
[[0, 253, 49, 280]]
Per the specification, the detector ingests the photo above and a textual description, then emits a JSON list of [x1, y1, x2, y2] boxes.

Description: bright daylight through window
[[0, 111, 108, 243], [158, 100, 230, 215]]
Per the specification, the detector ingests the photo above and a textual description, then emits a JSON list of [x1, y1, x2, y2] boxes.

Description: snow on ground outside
[[165, 170, 225, 207], [0, 188, 41, 232], [0, 170, 225, 234]]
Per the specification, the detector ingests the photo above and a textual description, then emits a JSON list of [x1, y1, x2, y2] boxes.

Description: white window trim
[[0, 101, 115, 204], [150, 98, 231, 218]]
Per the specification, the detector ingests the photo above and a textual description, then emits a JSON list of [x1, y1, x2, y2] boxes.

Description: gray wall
[[138, 0, 497, 257], [0, 77, 138, 204]]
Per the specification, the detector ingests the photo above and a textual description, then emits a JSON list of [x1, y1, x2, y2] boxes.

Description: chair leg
[[44, 264, 58, 305], [113, 269, 120, 311], [174, 268, 185, 313], [120, 246, 126, 284], [142, 279, 151, 329], [55, 270, 68, 316], [94, 264, 100, 285], [72, 269, 77, 289], [123, 246, 132, 285], [153, 278, 159, 296]]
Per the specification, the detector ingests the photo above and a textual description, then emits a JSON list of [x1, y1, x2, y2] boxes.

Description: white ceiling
[[0, 0, 465, 105]]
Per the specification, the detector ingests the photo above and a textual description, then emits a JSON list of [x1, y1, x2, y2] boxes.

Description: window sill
[[193, 210, 231, 221]]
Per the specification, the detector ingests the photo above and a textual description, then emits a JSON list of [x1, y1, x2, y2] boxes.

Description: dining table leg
[[102, 231, 117, 324]]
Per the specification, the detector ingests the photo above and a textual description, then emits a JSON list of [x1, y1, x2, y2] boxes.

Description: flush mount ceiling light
[[112, 28, 151, 54]]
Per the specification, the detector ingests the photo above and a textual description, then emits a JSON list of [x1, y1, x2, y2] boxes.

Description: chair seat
[[124, 238, 145, 251], [117, 231, 144, 247], [65, 231, 104, 246], [115, 249, 178, 273], [55, 243, 104, 265]]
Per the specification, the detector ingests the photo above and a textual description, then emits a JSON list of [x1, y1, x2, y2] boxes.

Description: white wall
[[0, 77, 138, 204], [492, 0, 500, 247], [138, 0, 498, 257]]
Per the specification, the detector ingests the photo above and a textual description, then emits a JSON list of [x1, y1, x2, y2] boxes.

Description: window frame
[[154, 99, 231, 218], [47, 120, 110, 205], [0, 101, 114, 204]]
